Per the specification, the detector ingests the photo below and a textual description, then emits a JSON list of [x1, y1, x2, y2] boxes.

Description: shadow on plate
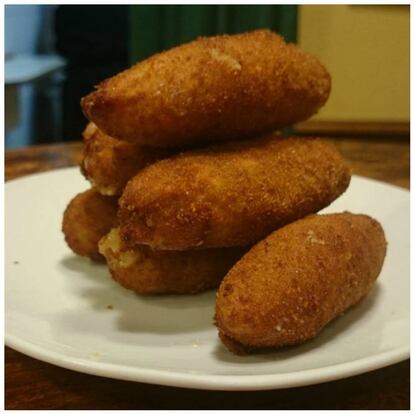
[[212, 284, 382, 364], [58, 256, 216, 336]]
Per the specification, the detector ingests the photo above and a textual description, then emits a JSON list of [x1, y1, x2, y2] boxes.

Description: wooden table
[[5, 138, 410, 409]]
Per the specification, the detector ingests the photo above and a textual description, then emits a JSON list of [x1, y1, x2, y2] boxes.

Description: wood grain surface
[[5, 136, 410, 409]]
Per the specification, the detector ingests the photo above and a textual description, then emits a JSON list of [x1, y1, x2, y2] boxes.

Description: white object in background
[[5, 54, 65, 148], [5, 54, 65, 85]]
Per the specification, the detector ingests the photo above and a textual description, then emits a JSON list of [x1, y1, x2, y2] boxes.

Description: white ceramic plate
[[5, 168, 410, 391]]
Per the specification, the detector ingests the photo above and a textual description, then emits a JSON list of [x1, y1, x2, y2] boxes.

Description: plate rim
[[5, 333, 409, 391]]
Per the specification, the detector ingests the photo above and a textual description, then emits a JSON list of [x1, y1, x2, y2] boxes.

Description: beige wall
[[298, 5, 409, 123]]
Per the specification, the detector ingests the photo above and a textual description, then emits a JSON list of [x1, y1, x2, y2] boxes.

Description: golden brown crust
[[98, 228, 247, 294], [81, 122, 173, 195], [62, 189, 118, 261], [215, 213, 387, 353], [118, 134, 351, 250], [81, 30, 331, 147]]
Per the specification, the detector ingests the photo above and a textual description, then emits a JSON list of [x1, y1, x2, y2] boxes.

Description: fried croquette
[[215, 213, 387, 354], [62, 189, 118, 261], [81, 30, 331, 147], [99, 228, 247, 294], [81, 122, 173, 196], [118, 134, 351, 250]]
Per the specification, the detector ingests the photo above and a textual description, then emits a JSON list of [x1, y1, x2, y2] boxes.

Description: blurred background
[[4, 4, 409, 149]]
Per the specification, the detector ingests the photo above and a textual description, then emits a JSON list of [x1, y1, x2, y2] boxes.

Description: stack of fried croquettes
[[62, 30, 386, 354]]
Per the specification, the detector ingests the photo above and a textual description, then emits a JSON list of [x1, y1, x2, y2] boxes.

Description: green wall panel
[[130, 5, 297, 64]]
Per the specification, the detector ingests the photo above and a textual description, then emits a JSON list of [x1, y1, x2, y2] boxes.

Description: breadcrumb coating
[[99, 228, 247, 294], [82, 30, 331, 147], [62, 189, 118, 261], [215, 213, 387, 354], [81, 122, 173, 196], [118, 134, 351, 250]]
